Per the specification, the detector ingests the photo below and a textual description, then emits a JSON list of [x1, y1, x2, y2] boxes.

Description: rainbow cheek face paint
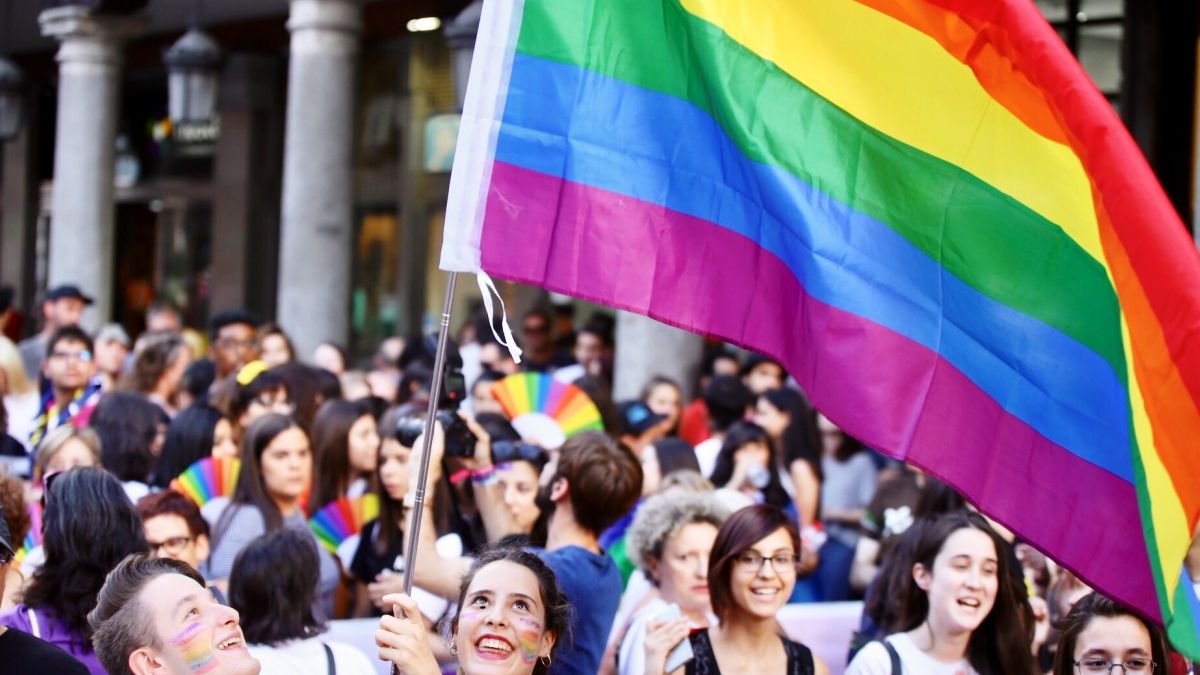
[[169, 622, 219, 674], [514, 617, 543, 664]]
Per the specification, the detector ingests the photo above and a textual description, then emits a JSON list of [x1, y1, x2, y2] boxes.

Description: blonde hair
[[34, 425, 102, 482], [0, 337, 33, 396]]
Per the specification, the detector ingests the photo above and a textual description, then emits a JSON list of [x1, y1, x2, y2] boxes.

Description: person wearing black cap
[[0, 501, 89, 673], [17, 284, 93, 384]]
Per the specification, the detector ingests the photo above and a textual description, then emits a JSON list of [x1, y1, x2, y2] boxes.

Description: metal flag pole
[[392, 271, 457, 675]]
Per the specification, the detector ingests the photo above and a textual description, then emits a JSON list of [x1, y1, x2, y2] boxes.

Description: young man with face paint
[[89, 554, 261, 675]]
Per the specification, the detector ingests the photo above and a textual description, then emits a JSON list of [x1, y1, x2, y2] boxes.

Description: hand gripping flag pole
[[393, 271, 458, 675]]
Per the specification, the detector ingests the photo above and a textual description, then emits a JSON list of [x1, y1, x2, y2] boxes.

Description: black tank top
[[684, 628, 815, 675]]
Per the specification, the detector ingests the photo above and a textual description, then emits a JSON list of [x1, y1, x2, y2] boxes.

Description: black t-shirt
[[0, 626, 90, 674], [350, 518, 404, 584]]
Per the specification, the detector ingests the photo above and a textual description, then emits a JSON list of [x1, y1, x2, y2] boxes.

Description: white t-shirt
[[845, 633, 979, 675], [249, 637, 376, 675], [694, 438, 722, 478], [616, 598, 715, 675]]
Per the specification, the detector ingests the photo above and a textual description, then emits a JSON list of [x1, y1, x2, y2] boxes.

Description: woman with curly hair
[[0, 467, 147, 673]]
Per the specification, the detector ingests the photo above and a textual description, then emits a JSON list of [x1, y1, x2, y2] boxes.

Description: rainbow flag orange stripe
[[439, 0, 1200, 653]]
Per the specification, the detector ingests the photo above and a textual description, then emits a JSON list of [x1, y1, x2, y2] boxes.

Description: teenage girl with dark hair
[[203, 414, 338, 609], [845, 510, 1035, 675]]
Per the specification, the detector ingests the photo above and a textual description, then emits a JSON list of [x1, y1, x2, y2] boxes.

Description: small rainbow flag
[[171, 457, 241, 508], [14, 502, 42, 566], [308, 495, 380, 554], [440, 0, 1200, 656]]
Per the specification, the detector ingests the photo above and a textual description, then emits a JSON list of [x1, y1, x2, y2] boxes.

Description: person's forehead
[[218, 323, 254, 338], [143, 573, 208, 617], [469, 560, 542, 599], [145, 514, 192, 537], [751, 362, 783, 376], [1077, 615, 1152, 653], [937, 527, 997, 560], [51, 338, 89, 352]]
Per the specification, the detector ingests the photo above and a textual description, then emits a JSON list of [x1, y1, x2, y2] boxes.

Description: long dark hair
[[1052, 593, 1168, 675], [216, 414, 304, 541], [894, 510, 1034, 675], [450, 546, 572, 675], [709, 422, 790, 510], [24, 467, 148, 645], [229, 528, 325, 646], [759, 388, 822, 481], [308, 399, 371, 513], [150, 404, 224, 488], [90, 391, 167, 483]]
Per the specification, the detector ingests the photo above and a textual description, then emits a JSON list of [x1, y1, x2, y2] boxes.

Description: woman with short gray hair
[[612, 491, 729, 675]]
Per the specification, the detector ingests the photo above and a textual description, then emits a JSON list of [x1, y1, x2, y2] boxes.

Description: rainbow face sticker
[[514, 617, 543, 664], [169, 622, 218, 673]]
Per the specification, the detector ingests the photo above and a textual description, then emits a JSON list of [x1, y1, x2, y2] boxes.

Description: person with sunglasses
[[645, 505, 828, 675], [1052, 592, 1168, 675]]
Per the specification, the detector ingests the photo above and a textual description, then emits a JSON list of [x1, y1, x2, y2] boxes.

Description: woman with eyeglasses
[[845, 510, 1034, 675], [1052, 592, 1168, 675], [645, 504, 827, 675]]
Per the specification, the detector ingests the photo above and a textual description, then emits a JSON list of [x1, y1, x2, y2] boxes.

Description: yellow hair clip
[[236, 360, 269, 387]]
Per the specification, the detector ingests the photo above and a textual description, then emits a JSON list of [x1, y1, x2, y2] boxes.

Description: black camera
[[391, 334, 477, 457]]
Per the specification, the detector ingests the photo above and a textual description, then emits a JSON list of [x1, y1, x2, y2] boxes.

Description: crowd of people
[[0, 283, 1188, 674]]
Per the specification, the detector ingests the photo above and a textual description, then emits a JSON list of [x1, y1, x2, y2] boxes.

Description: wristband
[[470, 465, 498, 486], [448, 469, 472, 486]]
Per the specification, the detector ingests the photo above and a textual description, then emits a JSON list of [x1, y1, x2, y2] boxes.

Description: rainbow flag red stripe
[[440, 0, 1200, 653]]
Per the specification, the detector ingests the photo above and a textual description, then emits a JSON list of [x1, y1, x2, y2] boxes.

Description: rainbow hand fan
[[309, 494, 380, 554], [14, 502, 42, 566], [171, 456, 241, 507], [491, 372, 604, 448]]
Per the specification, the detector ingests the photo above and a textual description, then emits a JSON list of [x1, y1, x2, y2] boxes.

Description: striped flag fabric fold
[[439, 0, 1200, 655]]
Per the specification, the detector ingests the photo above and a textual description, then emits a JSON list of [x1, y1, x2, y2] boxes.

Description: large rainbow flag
[[439, 0, 1200, 654]]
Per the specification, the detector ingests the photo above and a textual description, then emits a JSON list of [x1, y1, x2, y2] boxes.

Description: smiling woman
[[650, 505, 827, 675], [845, 510, 1035, 675], [377, 546, 570, 675]]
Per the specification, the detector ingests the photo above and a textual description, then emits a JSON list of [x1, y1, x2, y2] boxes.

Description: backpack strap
[[323, 642, 336, 675], [882, 640, 901, 675]]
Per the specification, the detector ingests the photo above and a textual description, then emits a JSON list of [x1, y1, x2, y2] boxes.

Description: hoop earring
[[449, 641, 458, 656], [540, 655, 551, 668]]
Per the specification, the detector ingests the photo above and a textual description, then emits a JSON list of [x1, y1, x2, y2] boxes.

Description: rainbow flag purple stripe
[[439, 0, 1200, 653]]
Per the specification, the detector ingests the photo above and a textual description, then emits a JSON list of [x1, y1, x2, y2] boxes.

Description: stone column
[[39, 6, 138, 328], [276, 0, 361, 360], [613, 311, 706, 402]]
